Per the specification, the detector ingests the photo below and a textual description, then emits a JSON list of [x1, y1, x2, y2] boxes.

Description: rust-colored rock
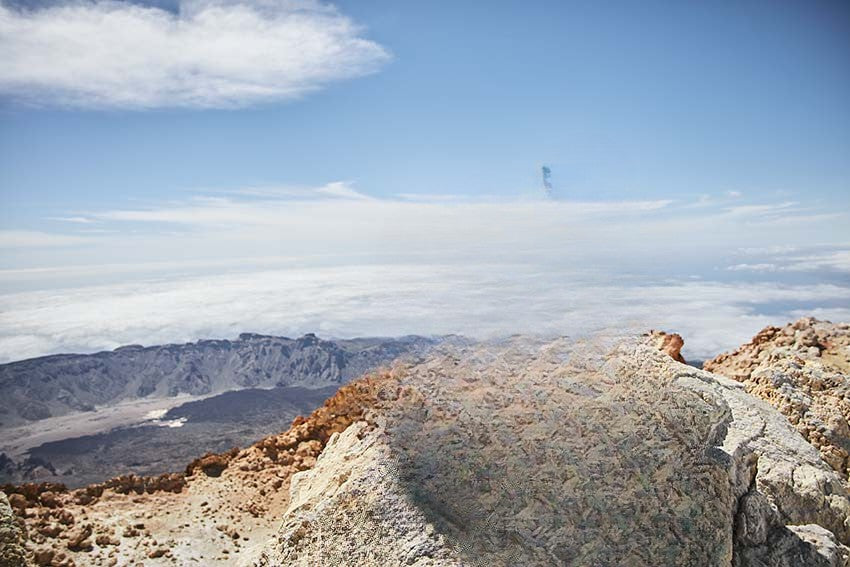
[[33, 548, 54, 566], [5, 493, 26, 512], [94, 533, 119, 547], [185, 450, 237, 478], [121, 527, 139, 538], [38, 491, 60, 509], [65, 524, 92, 551], [36, 523, 62, 538], [648, 330, 686, 363], [54, 510, 74, 526]]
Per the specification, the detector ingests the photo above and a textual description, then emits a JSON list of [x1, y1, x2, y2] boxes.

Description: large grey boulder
[[255, 334, 850, 566]]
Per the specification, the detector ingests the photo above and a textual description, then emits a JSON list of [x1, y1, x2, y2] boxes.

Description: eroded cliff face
[[705, 318, 850, 480], [4, 327, 850, 567]]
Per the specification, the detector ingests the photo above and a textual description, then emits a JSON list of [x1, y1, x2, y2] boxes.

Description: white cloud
[[3, 189, 847, 275], [783, 250, 850, 273], [47, 216, 94, 223], [84, 186, 678, 248], [1, 191, 848, 363], [0, 0, 389, 109], [726, 263, 778, 272], [0, 230, 91, 248], [736, 245, 799, 255], [315, 181, 374, 200], [1, 263, 848, 363], [726, 247, 850, 274], [725, 201, 797, 217]]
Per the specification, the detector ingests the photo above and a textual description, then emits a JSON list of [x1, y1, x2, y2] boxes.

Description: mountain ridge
[[0, 333, 438, 428]]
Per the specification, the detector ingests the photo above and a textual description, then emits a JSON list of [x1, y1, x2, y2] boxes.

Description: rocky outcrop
[[648, 329, 686, 363], [0, 334, 435, 427], [186, 449, 240, 478], [257, 333, 850, 566], [257, 422, 459, 567], [0, 493, 26, 567], [1, 370, 395, 566], [705, 318, 850, 480]]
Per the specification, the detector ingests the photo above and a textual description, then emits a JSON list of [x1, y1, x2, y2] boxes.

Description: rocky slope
[[0, 333, 435, 428], [705, 318, 850, 480], [257, 331, 850, 566], [3, 327, 850, 566], [1, 373, 392, 566], [0, 385, 340, 488], [1, 493, 26, 567]]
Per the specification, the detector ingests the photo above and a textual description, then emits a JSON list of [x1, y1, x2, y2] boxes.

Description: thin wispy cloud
[[0, 230, 92, 248], [2, 186, 847, 264], [724, 201, 798, 216], [46, 216, 94, 224], [0, 0, 390, 109], [727, 248, 850, 274]]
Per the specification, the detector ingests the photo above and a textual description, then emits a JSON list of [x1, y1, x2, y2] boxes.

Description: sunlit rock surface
[[259, 333, 850, 566], [706, 318, 850, 480]]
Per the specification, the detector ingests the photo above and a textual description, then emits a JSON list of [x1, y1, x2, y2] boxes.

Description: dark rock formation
[[0, 333, 435, 427]]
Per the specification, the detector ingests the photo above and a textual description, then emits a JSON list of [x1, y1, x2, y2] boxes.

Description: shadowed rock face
[[260, 333, 850, 567], [0, 334, 436, 427], [705, 318, 850, 480]]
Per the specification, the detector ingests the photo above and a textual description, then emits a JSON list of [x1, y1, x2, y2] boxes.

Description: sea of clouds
[[1, 185, 848, 363]]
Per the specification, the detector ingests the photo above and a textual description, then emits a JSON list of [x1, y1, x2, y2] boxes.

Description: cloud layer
[[0, 0, 389, 108], [1, 185, 848, 363], [2, 262, 849, 363]]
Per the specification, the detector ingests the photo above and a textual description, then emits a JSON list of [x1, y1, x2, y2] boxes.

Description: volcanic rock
[[0, 493, 26, 567], [706, 318, 850, 480], [5, 327, 850, 566], [257, 333, 850, 566]]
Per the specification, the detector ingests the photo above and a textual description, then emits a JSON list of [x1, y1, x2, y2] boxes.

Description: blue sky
[[0, 0, 848, 361], [2, 0, 848, 214]]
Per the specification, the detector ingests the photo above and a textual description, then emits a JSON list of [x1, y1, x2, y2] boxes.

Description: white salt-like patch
[[156, 417, 188, 428], [144, 409, 168, 420]]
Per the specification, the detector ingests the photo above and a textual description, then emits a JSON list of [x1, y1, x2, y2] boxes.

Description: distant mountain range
[[0, 333, 437, 428]]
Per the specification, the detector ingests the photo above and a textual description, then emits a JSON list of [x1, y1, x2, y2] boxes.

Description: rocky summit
[[2, 323, 850, 566], [257, 331, 850, 566]]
